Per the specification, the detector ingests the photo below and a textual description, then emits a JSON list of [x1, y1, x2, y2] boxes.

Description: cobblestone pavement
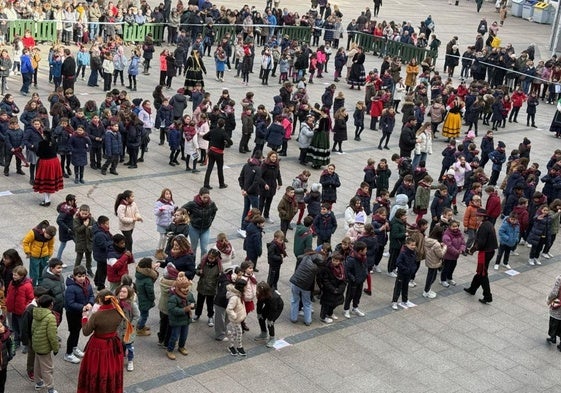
[[2, 0, 561, 392]]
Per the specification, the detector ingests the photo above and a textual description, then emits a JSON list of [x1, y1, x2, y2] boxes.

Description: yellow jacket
[[22, 228, 55, 258]]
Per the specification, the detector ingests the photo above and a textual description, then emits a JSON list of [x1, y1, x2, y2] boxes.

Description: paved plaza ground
[[2, 0, 561, 391]]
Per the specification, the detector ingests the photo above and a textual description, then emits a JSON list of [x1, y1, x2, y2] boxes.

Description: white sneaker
[[493, 264, 499, 270], [351, 308, 365, 317], [504, 264, 512, 269], [391, 302, 398, 310], [237, 228, 247, 238], [511, 251, 520, 256], [374, 266, 382, 273], [448, 280, 457, 286], [408, 280, 417, 288], [62, 263, 68, 268], [127, 360, 134, 371], [422, 291, 436, 298], [398, 302, 408, 308], [441, 280, 450, 288], [519, 239, 526, 245], [528, 258, 535, 266], [542, 253, 551, 259], [428, 290, 437, 298], [265, 217, 274, 224], [535, 259, 542, 265], [547, 253, 554, 258], [208, 317, 214, 327], [388, 271, 397, 278], [405, 301, 415, 308], [329, 314, 338, 320], [72, 347, 85, 358], [526, 243, 532, 248], [321, 317, 333, 324], [343, 310, 351, 319], [64, 353, 81, 364]]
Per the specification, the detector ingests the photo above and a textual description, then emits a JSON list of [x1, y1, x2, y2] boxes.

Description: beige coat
[[424, 237, 447, 269], [226, 284, 247, 323]]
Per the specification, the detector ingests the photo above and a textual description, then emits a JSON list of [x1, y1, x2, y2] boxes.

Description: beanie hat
[[311, 183, 322, 193], [523, 137, 531, 145], [498, 141, 506, 148], [467, 130, 476, 139], [355, 211, 366, 224], [173, 272, 191, 290]]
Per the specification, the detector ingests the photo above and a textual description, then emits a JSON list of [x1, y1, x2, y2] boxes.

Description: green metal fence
[[354, 32, 438, 62]]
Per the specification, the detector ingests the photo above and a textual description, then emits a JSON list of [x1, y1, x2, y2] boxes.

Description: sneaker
[[351, 308, 365, 317], [343, 310, 351, 319], [73, 347, 85, 358], [408, 280, 417, 288], [61, 263, 68, 268], [127, 360, 134, 371], [398, 302, 408, 308], [34, 381, 44, 390], [511, 251, 520, 256], [391, 302, 398, 310], [526, 242, 532, 248], [528, 258, 535, 265], [504, 264, 512, 269], [178, 347, 188, 356], [298, 310, 305, 316], [441, 280, 450, 288], [328, 314, 338, 320], [493, 264, 499, 270], [321, 317, 333, 324], [47, 389, 58, 393], [265, 217, 274, 224], [254, 332, 268, 341], [266, 338, 276, 348], [374, 266, 382, 273], [22, 345, 28, 354], [535, 259, 542, 265], [192, 315, 200, 322], [405, 301, 415, 308], [423, 291, 436, 299], [228, 346, 238, 356], [448, 280, 457, 286], [208, 317, 214, 327], [542, 253, 551, 259], [237, 347, 247, 356], [237, 228, 247, 238], [64, 353, 81, 364], [547, 252, 554, 258], [388, 271, 398, 278], [519, 239, 526, 245]]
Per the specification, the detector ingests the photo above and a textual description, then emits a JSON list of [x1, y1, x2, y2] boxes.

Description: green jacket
[[40, 269, 65, 313], [293, 224, 313, 258], [31, 307, 59, 355], [195, 259, 221, 296], [73, 216, 93, 253], [167, 291, 195, 327], [389, 217, 407, 250], [135, 267, 157, 312]]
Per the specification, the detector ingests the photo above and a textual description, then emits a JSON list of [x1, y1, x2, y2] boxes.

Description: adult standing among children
[[32, 127, 64, 206], [259, 151, 283, 224], [399, 116, 418, 158], [348, 46, 366, 90], [181, 187, 218, 260], [464, 209, 498, 304], [202, 118, 233, 190], [184, 49, 207, 90], [61, 48, 76, 91]]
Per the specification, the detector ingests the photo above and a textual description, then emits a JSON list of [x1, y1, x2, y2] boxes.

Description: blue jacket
[[76, 51, 90, 66], [64, 276, 94, 313], [312, 211, 337, 240], [70, 134, 90, 166], [396, 246, 417, 276], [92, 222, 112, 262], [498, 218, 520, 247], [50, 58, 62, 77], [22, 126, 43, 153], [168, 128, 181, 150], [488, 149, 506, 172], [541, 174, 561, 202], [4, 128, 24, 150], [0, 100, 19, 117], [104, 130, 122, 156], [244, 222, 263, 262], [20, 54, 33, 74], [128, 55, 140, 76], [155, 105, 173, 129], [162, 253, 196, 280], [86, 121, 105, 148], [53, 126, 72, 154], [357, 234, 378, 269], [265, 123, 284, 148]]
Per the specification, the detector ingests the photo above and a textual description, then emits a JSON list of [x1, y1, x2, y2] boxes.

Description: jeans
[[412, 152, 427, 168], [123, 343, 134, 361], [30, 256, 49, 286], [89, 22, 99, 38], [241, 194, 259, 228], [167, 324, 189, 351], [21, 72, 32, 94], [189, 226, 210, 259], [290, 284, 311, 324], [56, 241, 69, 260], [87, 69, 99, 86], [137, 309, 149, 330]]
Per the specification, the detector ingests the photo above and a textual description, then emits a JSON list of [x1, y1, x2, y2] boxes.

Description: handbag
[[191, 150, 200, 160]]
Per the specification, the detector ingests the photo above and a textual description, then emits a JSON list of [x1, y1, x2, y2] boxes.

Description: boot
[[453, 205, 458, 215], [66, 166, 72, 176], [136, 327, 151, 336], [132, 81, 137, 91], [154, 249, 167, 260]]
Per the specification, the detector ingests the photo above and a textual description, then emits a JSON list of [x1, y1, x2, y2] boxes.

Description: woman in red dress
[[32, 124, 63, 206], [78, 289, 133, 393]]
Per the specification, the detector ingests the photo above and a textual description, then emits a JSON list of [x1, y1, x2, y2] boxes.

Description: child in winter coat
[[31, 295, 59, 393], [316, 253, 346, 323], [494, 213, 520, 270], [6, 266, 34, 347], [135, 258, 159, 336], [277, 186, 298, 237], [167, 121, 181, 166], [0, 318, 13, 391], [166, 272, 195, 360], [55, 194, 77, 260], [319, 164, 341, 205], [22, 221, 56, 286], [107, 234, 135, 291], [357, 224, 378, 296], [243, 216, 265, 272], [267, 231, 287, 290], [391, 237, 417, 309], [369, 93, 383, 131], [73, 204, 94, 276], [69, 126, 90, 184], [304, 183, 322, 218], [226, 279, 248, 356], [441, 220, 466, 287], [115, 283, 139, 371], [463, 195, 482, 252], [313, 203, 338, 247], [194, 250, 222, 326], [212, 233, 236, 270], [414, 176, 433, 224], [254, 282, 284, 348], [240, 261, 257, 332], [353, 101, 365, 141], [388, 209, 408, 276]]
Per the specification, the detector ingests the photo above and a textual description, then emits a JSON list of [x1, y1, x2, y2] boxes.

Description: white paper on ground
[[272, 339, 291, 350], [505, 269, 520, 276], [0, 191, 13, 197]]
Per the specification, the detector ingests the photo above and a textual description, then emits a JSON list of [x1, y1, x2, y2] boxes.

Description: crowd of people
[[1, 0, 561, 392]]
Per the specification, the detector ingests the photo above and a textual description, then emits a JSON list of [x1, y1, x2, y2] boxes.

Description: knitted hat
[[173, 272, 191, 290], [467, 130, 476, 139], [498, 141, 506, 148], [523, 137, 531, 145], [311, 183, 322, 192], [355, 211, 366, 224]]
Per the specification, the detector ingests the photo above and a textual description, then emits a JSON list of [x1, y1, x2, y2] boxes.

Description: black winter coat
[[260, 160, 282, 198], [345, 252, 368, 284], [182, 198, 218, 231], [320, 172, 341, 203], [317, 262, 346, 307], [256, 291, 284, 321]]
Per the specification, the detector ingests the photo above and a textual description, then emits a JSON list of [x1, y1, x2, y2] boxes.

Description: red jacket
[[511, 91, 526, 108], [486, 191, 501, 219], [107, 249, 135, 283], [513, 204, 529, 234], [6, 277, 34, 315], [370, 99, 383, 117]]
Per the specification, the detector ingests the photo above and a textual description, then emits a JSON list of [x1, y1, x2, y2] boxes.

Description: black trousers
[[94, 259, 107, 290], [66, 311, 82, 354], [122, 229, 134, 252], [203, 150, 225, 187], [343, 281, 363, 310], [195, 293, 214, 318], [392, 273, 411, 302], [466, 251, 494, 301]]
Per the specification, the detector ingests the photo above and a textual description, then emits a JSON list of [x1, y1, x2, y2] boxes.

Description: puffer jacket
[[56, 202, 75, 243], [225, 284, 247, 323], [31, 307, 59, 355], [154, 199, 176, 229], [168, 290, 195, 327], [297, 122, 314, 149], [389, 194, 408, 221], [345, 251, 368, 284], [442, 227, 466, 260], [92, 222, 112, 262], [424, 237, 447, 269], [195, 257, 221, 296], [290, 253, 322, 289], [106, 245, 135, 283], [527, 214, 552, 247], [162, 252, 196, 280], [498, 218, 520, 247], [6, 277, 34, 315], [463, 204, 479, 230], [64, 276, 94, 313], [158, 277, 175, 314], [41, 269, 65, 313], [22, 226, 55, 259], [256, 290, 284, 321], [135, 266, 158, 312], [73, 215, 93, 253], [182, 196, 218, 231]]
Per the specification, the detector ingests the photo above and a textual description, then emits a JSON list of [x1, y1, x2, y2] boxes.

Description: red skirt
[[244, 300, 255, 314], [33, 157, 64, 194], [77, 333, 124, 393]]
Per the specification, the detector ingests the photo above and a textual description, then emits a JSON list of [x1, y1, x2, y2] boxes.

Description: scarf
[[104, 296, 134, 343], [183, 125, 197, 141], [158, 197, 173, 205], [216, 240, 232, 255], [194, 194, 211, 207], [284, 193, 297, 208], [244, 273, 257, 285], [198, 254, 223, 274], [330, 261, 346, 281], [77, 277, 91, 298], [142, 105, 152, 115], [274, 239, 287, 257], [171, 287, 188, 300]]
